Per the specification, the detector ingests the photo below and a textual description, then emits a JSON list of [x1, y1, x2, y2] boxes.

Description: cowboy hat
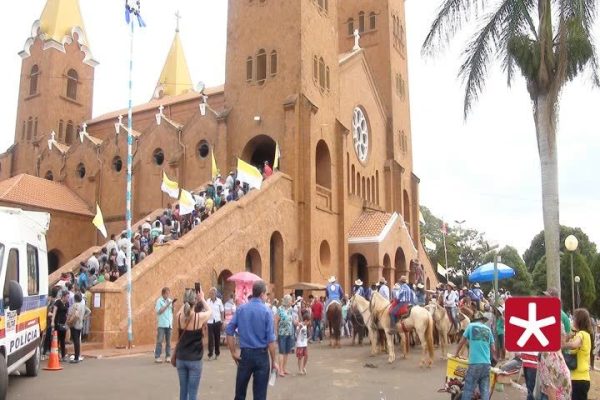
[[379, 277, 387, 284], [471, 311, 488, 322], [473, 283, 480, 288], [394, 283, 401, 289], [328, 276, 336, 283], [399, 275, 408, 283], [354, 279, 363, 286], [417, 283, 424, 289]]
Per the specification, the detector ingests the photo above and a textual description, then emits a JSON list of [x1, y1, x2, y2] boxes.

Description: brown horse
[[326, 301, 342, 348], [349, 304, 368, 345]]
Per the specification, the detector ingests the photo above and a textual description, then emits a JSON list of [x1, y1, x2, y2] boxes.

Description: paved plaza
[[8, 339, 522, 400]]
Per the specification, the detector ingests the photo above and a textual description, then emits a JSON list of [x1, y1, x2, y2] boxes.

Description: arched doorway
[[270, 232, 284, 297], [245, 248, 262, 277], [394, 247, 407, 279], [241, 135, 277, 170], [383, 253, 392, 284], [217, 269, 235, 300], [350, 253, 368, 285], [48, 249, 62, 274], [315, 140, 332, 188]]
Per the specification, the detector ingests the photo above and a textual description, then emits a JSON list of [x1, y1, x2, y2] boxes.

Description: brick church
[[0, 0, 438, 346]]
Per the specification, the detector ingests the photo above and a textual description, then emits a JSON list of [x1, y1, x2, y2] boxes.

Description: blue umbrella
[[468, 262, 515, 283]]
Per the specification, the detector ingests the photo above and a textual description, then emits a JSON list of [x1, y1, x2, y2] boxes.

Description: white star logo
[[509, 302, 556, 347]]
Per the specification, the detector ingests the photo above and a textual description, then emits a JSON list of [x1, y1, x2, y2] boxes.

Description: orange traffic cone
[[43, 330, 62, 371]]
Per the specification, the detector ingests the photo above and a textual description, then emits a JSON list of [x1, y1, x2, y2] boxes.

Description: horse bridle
[[350, 295, 373, 329]]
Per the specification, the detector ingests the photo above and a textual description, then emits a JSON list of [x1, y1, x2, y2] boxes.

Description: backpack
[[67, 304, 80, 328]]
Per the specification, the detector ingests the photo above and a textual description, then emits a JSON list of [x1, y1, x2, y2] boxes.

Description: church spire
[[39, 0, 88, 46], [154, 12, 193, 99]]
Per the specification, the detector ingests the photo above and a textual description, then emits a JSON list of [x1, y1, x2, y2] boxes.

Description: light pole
[[574, 275, 581, 309], [565, 235, 579, 314]]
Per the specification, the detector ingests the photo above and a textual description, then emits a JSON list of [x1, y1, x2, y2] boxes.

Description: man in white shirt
[[443, 282, 460, 332], [116, 246, 127, 275], [207, 287, 224, 360], [86, 251, 100, 272], [378, 277, 390, 301]]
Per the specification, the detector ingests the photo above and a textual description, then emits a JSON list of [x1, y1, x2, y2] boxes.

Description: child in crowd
[[296, 314, 310, 375]]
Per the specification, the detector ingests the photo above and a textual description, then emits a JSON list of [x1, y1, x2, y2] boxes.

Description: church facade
[[1, 0, 438, 345]]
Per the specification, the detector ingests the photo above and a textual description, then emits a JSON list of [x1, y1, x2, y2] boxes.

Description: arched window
[[366, 178, 371, 202], [153, 148, 165, 165], [112, 156, 123, 172], [315, 140, 332, 189], [318, 57, 325, 91], [358, 11, 365, 33], [369, 12, 376, 30], [270, 50, 278, 77], [27, 117, 33, 141], [21, 121, 26, 140], [326, 66, 330, 91], [347, 18, 354, 36], [351, 164, 356, 194], [45, 170, 53, 181], [65, 120, 74, 145], [246, 57, 253, 82], [58, 120, 64, 142], [66, 69, 78, 100], [313, 56, 318, 83], [76, 163, 86, 179], [362, 176, 366, 198], [197, 140, 210, 159], [357, 172, 361, 197], [33, 117, 38, 139], [256, 49, 267, 85], [29, 65, 39, 95], [376, 170, 380, 204]]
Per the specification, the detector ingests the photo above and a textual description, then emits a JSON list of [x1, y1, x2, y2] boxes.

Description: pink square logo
[[504, 297, 562, 352]]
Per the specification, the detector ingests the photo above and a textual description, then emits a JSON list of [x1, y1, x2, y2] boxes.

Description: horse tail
[[425, 313, 435, 360]]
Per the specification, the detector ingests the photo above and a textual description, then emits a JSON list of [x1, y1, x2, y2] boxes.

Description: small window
[[45, 170, 54, 181], [347, 18, 354, 36], [256, 49, 267, 85], [112, 156, 123, 172], [326, 67, 330, 91], [34, 117, 38, 139], [153, 148, 165, 165], [270, 51, 278, 77], [317, 0, 328, 13], [27, 244, 39, 295], [3, 248, 19, 303], [58, 120, 64, 142], [319, 57, 325, 91], [76, 163, 86, 179], [21, 121, 26, 140], [358, 11, 365, 33], [30, 65, 39, 95], [313, 56, 318, 83], [27, 117, 33, 141], [197, 141, 210, 159], [67, 69, 78, 100], [65, 120, 74, 145], [369, 12, 376, 30], [246, 57, 253, 82]]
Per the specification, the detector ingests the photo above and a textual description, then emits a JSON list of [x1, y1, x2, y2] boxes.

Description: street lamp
[[565, 235, 579, 314], [574, 275, 581, 309]]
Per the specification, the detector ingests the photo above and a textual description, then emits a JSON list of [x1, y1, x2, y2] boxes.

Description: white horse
[[426, 303, 470, 359]]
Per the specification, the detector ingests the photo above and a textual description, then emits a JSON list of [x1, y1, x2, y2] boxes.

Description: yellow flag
[[161, 171, 180, 199], [179, 189, 195, 216], [273, 141, 281, 170], [92, 204, 107, 238], [211, 147, 219, 179], [237, 158, 263, 189]]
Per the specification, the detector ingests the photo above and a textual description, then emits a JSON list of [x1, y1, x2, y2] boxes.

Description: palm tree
[[422, 0, 598, 296]]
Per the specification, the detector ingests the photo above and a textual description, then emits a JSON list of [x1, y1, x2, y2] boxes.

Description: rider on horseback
[[389, 276, 416, 329], [353, 279, 371, 299], [467, 282, 484, 311], [325, 276, 344, 311], [443, 282, 460, 332]]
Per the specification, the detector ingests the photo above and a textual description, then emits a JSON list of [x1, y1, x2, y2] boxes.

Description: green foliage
[[532, 253, 596, 312], [483, 246, 533, 295], [590, 255, 600, 317], [523, 226, 598, 272]]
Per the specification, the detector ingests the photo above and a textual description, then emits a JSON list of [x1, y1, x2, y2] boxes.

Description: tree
[[420, 206, 459, 272], [423, 0, 599, 296], [523, 226, 598, 272], [532, 253, 596, 312], [484, 246, 533, 295], [590, 254, 600, 316]]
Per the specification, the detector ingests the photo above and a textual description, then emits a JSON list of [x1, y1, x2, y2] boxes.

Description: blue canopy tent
[[468, 262, 515, 283]]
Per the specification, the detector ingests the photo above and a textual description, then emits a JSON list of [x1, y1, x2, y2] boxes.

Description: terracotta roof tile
[[0, 174, 93, 216], [348, 211, 393, 238]]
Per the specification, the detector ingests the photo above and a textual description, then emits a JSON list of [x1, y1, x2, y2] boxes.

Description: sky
[[1, 1, 598, 256]]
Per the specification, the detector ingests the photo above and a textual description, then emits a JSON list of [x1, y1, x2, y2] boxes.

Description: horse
[[326, 301, 342, 348], [426, 303, 470, 359], [350, 293, 395, 362], [348, 304, 368, 345], [369, 292, 434, 367]]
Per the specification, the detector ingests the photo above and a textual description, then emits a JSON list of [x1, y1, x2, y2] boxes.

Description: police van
[[0, 207, 49, 399]]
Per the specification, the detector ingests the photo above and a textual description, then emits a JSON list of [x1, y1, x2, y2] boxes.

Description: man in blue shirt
[[390, 276, 415, 328], [325, 276, 344, 311], [454, 311, 496, 400], [154, 287, 175, 363], [468, 283, 484, 311], [226, 281, 279, 400]]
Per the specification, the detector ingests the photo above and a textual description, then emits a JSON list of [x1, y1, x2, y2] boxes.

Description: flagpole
[[442, 223, 449, 282], [125, 14, 135, 349]]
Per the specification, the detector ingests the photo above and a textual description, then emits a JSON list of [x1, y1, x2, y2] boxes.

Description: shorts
[[278, 335, 294, 354], [296, 347, 307, 358]]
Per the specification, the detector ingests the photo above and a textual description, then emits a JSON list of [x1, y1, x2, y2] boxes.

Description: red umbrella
[[227, 271, 262, 283]]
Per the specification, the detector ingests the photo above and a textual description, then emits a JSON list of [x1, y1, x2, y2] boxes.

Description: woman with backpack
[[67, 293, 90, 364]]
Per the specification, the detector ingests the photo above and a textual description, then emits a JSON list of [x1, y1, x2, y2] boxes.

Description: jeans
[[43, 326, 52, 355], [312, 319, 322, 341], [207, 322, 222, 357], [523, 367, 537, 400], [154, 327, 172, 359], [176, 359, 203, 400], [571, 380, 590, 400], [461, 363, 490, 400], [57, 328, 67, 358], [446, 306, 459, 330], [70, 327, 81, 361], [235, 348, 270, 400]]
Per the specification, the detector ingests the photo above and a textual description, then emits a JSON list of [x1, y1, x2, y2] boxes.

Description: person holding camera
[[155, 287, 176, 363]]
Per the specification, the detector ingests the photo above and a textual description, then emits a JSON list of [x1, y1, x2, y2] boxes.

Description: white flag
[[437, 263, 446, 276], [425, 238, 436, 251], [179, 189, 195, 216]]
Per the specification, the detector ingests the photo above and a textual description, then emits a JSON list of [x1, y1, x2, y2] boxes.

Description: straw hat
[[328, 276, 337, 283], [354, 279, 363, 286], [393, 283, 401, 289], [399, 275, 408, 283], [417, 283, 424, 289], [473, 283, 480, 288], [379, 277, 387, 284]]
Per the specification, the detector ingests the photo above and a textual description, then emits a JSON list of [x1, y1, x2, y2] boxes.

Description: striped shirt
[[520, 352, 538, 369]]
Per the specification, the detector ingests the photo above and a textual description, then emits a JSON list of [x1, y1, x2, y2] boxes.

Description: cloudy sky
[[2, 1, 598, 255]]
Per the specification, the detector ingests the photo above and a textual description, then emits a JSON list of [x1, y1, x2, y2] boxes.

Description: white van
[[0, 207, 49, 399]]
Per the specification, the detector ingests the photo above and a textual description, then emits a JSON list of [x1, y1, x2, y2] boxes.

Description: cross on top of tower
[[175, 10, 181, 32]]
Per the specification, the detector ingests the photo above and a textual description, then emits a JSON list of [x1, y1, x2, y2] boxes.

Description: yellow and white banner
[[437, 263, 447, 276], [92, 204, 107, 238], [211, 147, 219, 179], [179, 189, 195, 216], [161, 171, 180, 199], [237, 158, 262, 190]]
